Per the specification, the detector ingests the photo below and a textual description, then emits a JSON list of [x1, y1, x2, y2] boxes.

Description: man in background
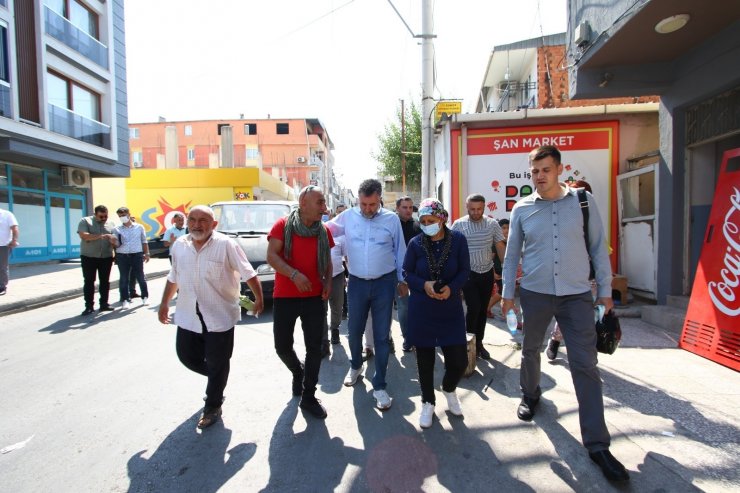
[[0, 207, 19, 296], [77, 205, 117, 315], [395, 196, 420, 351]]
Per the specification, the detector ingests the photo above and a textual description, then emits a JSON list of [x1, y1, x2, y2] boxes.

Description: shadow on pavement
[[260, 399, 362, 492], [38, 308, 134, 334], [126, 410, 256, 493]]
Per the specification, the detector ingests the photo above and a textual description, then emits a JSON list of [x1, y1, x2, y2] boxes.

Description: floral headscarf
[[418, 198, 449, 223]]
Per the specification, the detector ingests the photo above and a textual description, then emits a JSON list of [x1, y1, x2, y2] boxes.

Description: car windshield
[[212, 203, 292, 233]]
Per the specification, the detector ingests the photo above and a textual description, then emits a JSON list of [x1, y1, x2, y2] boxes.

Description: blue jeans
[[117, 252, 148, 302], [347, 271, 396, 390], [395, 291, 409, 345]]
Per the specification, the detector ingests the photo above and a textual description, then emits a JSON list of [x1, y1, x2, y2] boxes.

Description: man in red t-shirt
[[267, 186, 334, 419]]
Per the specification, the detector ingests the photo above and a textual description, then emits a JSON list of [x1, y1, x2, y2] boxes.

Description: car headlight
[[256, 263, 276, 275]]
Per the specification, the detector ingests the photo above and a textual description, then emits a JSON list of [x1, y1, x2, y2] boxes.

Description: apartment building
[[0, 0, 128, 264], [128, 117, 339, 208]]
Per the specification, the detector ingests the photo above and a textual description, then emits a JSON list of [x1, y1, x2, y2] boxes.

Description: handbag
[[595, 310, 622, 354], [578, 189, 621, 354]]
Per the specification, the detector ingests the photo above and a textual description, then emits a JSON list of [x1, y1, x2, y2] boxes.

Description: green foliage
[[372, 101, 422, 189]]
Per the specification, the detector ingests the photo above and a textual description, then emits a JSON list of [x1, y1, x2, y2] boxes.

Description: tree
[[373, 101, 422, 191]]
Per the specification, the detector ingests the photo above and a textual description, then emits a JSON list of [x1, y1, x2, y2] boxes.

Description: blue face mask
[[420, 222, 441, 237]]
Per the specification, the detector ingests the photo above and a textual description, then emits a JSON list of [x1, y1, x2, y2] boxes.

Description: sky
[[124, 0, 567, 191]]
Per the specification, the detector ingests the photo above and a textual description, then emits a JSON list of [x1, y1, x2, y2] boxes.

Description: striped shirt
[[451, 215, 505, 273], [115, 223, 147, 254], [168, 232, 257, 333], [501, 186, 612, 299]]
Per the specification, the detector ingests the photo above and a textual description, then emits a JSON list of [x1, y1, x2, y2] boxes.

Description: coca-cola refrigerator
[[680, 147, 740, 371]]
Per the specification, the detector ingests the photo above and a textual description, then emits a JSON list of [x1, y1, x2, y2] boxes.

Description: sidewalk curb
[[0, 270, 170, 317]]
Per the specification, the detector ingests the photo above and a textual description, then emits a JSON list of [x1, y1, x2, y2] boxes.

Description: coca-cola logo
[[707, 186, 740, 316]]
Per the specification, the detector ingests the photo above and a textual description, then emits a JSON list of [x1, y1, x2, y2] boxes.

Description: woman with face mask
[[402, 198, 471, 429]]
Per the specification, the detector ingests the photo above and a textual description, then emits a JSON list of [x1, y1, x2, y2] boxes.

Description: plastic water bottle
[[506, 309, 518, 335], [594, 304, 606, 323]]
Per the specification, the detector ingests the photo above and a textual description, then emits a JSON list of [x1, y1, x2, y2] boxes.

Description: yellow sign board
[[435, 101, 462, 119]]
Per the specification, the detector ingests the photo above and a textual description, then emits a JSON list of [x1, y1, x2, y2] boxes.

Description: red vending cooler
[[680, 147, 740, 371]]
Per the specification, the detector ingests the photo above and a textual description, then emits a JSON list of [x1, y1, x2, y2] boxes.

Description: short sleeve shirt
[[268, 217, 334, 298], [78, 216, 116, 258]]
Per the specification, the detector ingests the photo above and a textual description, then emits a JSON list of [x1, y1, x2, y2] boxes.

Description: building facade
[[0, 0, 129, 264], [128, 117, 339, 209], [435, 32, 660, 298], [566, 0, 740, 303]]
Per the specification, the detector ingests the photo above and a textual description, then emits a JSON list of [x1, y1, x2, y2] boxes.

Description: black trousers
[[81, 255, 114, 308], [415, 344, 468, 405], [462, 268, 494, 348], [175, 309, 234, 409], [273, 296, 324, 398]]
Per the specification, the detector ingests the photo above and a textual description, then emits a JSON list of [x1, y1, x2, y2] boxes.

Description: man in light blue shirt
[[502, 146, 628, 482], [327, 179, 407, 411]]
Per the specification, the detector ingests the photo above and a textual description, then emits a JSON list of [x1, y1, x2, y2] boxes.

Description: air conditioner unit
[[498, 81, 519, 94], [297, 156, 306, 163], [133, 161, 143, 168], [61, 167, 91, 188]]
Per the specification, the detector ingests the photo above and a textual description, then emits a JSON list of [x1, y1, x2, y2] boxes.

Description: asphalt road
[[1, 277, 737, 492]]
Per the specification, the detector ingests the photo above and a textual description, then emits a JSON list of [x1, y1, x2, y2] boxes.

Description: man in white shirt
[[114, 207, 150, 308], [452, 194, 506, 360], [158, 205, 264, 429], [0, 207, 19, 296], [323, 234, 346, 354], [327, 179, 407, 411]]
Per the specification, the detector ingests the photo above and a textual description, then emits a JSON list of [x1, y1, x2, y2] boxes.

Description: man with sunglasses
[[77, 205, 118, 315]]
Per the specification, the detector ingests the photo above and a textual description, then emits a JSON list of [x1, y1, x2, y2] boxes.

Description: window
[[48, 0, 98, 39], [129, 128, 140, 139], [0, 22, 8, 84], [246, 148, 258, 160], [276, 123, 289, 135], [47, 71, 100, 121], [244, 123, 256, 135], [187, 148, 195, 160], [217, 123, 230, 135], [184, 124, 192, 136]]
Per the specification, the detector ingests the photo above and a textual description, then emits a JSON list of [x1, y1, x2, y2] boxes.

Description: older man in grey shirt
[[502, 146, 628, 482]]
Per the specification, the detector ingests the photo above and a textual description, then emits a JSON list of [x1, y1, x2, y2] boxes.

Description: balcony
[[48, 103, 111, 149], [0, 81, 10, 118], [490, 81, 537, 112], [44, 6, 108, 69]]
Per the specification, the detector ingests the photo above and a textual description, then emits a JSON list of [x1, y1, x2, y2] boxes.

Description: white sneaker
[[443, 390, 463, 416], [142, 297, 149, 306], [121, 300, 130, 309], [373, 389, 392, 410], [343, 365, 363, 387], [419, 402, 435, 428]]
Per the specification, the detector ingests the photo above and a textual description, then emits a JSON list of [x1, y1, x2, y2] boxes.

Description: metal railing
[[492, 81, 537, 112], [48, 103, 111, 149], [44, 6, 108, 69]]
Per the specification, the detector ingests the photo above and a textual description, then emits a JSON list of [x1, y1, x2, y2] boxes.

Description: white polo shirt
[[0, 209, 19, 245], [168, 231, 257, 333]]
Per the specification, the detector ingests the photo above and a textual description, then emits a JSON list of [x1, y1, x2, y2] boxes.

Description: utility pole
[[420, 0, 435, 198], [400, 99, 406, 193]]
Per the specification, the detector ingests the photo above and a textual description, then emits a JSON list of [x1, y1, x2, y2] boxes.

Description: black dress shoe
[[546, 339, 560, 361], [292, 364, 304, 396], [477, 347, 491, 360], [130, 292, 141, 299], [81, 307, 95, 316], [99, 305, 115, 312], [299, 396, 327, 419], [517, 396, 539, 421], [589, 450, 630, 482]]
